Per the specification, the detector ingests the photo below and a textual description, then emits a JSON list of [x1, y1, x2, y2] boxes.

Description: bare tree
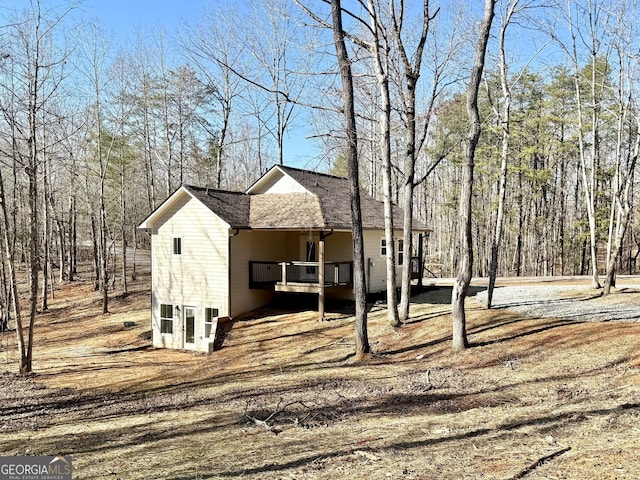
[[603, 0, 640, 295], [183, 4, 246, 188], [485, 0, 524, 308], [356, 0, 399, 326], [390, 0, 438, 323], [0, 0, 74, 374], [330, 0, 370, 358], [548, 0, 612, 288], [78, 20, 115, 314], [452, 0, 496, 351], [244, 0, 309, 166]]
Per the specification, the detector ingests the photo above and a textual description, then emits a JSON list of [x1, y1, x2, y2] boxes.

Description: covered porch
[[246, 229, 351, 321], [249, 260, 354, 292]]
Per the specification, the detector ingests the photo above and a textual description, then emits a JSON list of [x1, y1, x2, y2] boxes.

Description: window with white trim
[[173, 237, 182, 255], [398, 239, 404, 266], [205, 308, 219, 339], [380, 238, 387, 256], [160, 304, 174, 334]]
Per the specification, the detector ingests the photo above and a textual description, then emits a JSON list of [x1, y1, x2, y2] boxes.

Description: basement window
[[160, 304, 174, 334], [205, 308, 219, 339]]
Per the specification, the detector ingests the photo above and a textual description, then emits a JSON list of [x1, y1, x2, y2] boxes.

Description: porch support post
[[418, 233, 424, 288], [318, 232, 325, 321]]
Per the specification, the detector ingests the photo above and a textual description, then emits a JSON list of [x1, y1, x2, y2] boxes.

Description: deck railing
[[249, 261, 353, 289]]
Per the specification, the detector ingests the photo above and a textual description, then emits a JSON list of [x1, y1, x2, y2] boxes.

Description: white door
[[184, 306, 196, 350]]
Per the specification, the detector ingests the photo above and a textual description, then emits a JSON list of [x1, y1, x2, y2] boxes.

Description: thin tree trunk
[[604, 118, 639, 295], [41, 154, 51, 311], [67, 194, 76, 281], [486, 0, 518, 308], [131, 224, 138, 281], [120, 149, 128, 293], [567, 0, 601, 288], [365, 0, 399, 327], [330, 0, 369, 359], [91, 214, 100, 291], [56, 219, 66, 283], [0, 171, 20, 336], [452, 0, 495, 352], [391, 1, 435, 323]]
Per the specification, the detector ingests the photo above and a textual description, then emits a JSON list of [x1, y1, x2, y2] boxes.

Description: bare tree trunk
[[41, 154, 51, 310], [486, 0, 519, 308], [391, 0, 436, 323], [131, 224, 138, 281], [120, 145, 128, 293], [56, 219, 66, 283], [91, 214, 100, 291], [604, 118, 639, 295], [67, 194, 76, 281], [25, 148, 39, 376], [566, 0, 602, 288], [330, 0, 369, 359], [0, 171, 19, 335], [365, 0, 399, 327], [452, 0, 495, 352]]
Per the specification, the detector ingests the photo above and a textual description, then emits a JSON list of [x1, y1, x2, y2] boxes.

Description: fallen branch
[[510, 446, 571, 479], [245, 398, 330, 433], [245, 413, 280, 435]]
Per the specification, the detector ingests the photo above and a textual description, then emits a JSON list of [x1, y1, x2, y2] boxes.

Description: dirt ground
[[1, 265, 639, 479]]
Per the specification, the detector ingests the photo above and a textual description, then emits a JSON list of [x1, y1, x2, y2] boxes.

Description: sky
[[81, 0, 208, 41], [2, 0, 323, 170], [80, 0, 318, 169]]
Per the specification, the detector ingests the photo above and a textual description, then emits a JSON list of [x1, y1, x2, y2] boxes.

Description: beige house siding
[[363, 229, 405, 293], [151, 195, 230, 352], [251, 170, 309, 194], [229, 230, 283, 316], [324, 232, 352, 262]]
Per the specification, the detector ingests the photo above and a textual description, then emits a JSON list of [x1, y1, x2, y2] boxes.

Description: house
[[138, 165, 430, 353]]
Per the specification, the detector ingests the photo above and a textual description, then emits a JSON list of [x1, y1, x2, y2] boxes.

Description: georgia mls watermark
[[0, 456, 72, 480]]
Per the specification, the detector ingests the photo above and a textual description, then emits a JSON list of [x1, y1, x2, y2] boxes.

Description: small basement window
[[173, 237, 182, 255], [160, 304, 174, 334], [205, 308, 219, 339]]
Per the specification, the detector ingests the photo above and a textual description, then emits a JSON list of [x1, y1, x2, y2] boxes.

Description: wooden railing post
[[318, 235, 325, 321]]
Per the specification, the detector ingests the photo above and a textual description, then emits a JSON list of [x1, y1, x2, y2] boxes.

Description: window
[[160, 304, 174, 334], [205, 308, 219, 339], [398, 239, 404, 266], [380, 238, 387, 256], [173, 237, 182, 255]]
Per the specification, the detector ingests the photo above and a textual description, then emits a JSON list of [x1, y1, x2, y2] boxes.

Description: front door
[[184, 306, 196, 350]]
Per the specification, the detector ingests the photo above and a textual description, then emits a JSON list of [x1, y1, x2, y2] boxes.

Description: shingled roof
[[175, 166, 429, 232], [183, 187, 251, 228]]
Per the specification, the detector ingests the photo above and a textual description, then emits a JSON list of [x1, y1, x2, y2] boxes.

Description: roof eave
[[138, 186, 190, 230]]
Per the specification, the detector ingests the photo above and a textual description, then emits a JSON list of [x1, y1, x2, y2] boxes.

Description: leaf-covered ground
[[1, 268, 639, 479]]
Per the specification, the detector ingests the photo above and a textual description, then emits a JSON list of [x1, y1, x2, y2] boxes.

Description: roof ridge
[[184, 185, 247, 195], [277, 165, 347, 181]]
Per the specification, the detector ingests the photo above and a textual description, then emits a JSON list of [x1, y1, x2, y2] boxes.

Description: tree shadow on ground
[[410, 286, 486, 305]]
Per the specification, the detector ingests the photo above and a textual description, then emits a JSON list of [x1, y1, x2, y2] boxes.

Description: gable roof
[[253, 165, 429, 231], [184, 186, 251, 227], [139, 165, 430, 232]]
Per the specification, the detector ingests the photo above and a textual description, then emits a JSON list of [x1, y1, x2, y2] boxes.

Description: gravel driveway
[[474, 284, 640, 322]]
